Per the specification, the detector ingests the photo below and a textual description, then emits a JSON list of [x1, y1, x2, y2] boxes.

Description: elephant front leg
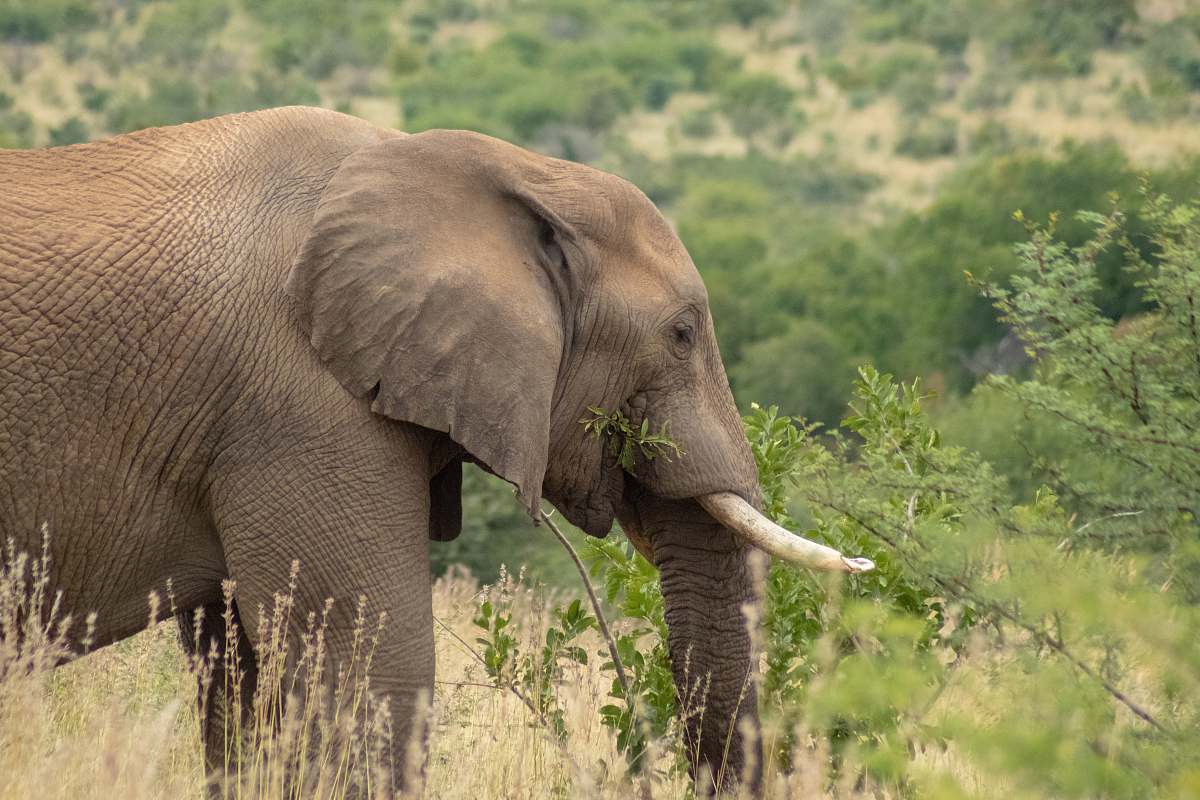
[[176, 599, 259, 793], [208, 424, 436, 796]]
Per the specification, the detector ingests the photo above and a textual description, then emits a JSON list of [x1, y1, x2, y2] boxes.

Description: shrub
[[1118, 83, 1159, 123], [0, 107, 34, 148], [0, 0, 97, 44], [1143, 21, 1200, 91], [496, 82, 570, 141], [572, 67, 636, 132], [138, 0, 230, 66], [966, 117, 1036, 155], [879, 142, 1200, 388], [893, 113, 957, 158], [961, 70, 1016, 110], [428, 0, 479, 23], [246, 0, 391, 80], [675, 35, 739, 92], [76, 81, 110, 113], [984, 0, 1137, 77], [730, 318, 860, 425], [719, 0, 781, 27], [106, 77, 205, 132], [716, 72, 797, 146], [976, 199, 1200, 599], [48, 115, 88, 146], [868, 44, 941, 114], [387, 43, 423, 77], [677, 107, 716, 138], [858, 0, 970, 55], [406, 11, 438, 45]]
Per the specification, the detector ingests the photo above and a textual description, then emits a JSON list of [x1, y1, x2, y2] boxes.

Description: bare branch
[[538, 508, 632, 699]]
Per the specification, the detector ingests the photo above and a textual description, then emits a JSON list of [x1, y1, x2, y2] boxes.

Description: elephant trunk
[[623, 494, 764, 794]]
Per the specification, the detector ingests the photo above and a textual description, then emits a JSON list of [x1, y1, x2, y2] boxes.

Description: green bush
[[977, 199, 1200, 599], [1118, 82, 1160, 123], [984, 0, 1137, 77], [406, 11, 438, 45], [716, 71, 797, 145], [893, 113, 957, 158], [967, 117, 1037, 155], [961, 70, 1016, 111], [246, 0, 392, 80], [730, 318, 860, 424], [76, 81, 110, 113], [604, 35, 691, 110], [858, 0, 970, 55], [106, 77, 204, 132], [820, 57, 872, 96], [0, 0, 97, 44], [868, 44, 942, 114], [1143, 20, 1200, 91], [495, 80, 570, 140], [428, 0, 479, 23], [138, 0, 230, 65], [675, 35, 739, 92], [205, 69, 320, 117], [572, 67, 636, 131], [1130, 20, 1200, 121], [0, 107, 33, 148], [879, 142, 1200, 389], [387, 43, 424, 77], [718, 0, 781, 27], [677, 107, 716, 138], [48, 115, 88, 145]]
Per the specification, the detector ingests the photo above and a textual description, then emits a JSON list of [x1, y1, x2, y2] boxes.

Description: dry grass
[[0, 548, 700, 800], [0, 545, 963, 800], [8, 537, 1177, 800]]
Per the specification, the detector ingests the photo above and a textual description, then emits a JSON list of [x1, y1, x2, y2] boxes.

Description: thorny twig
[[809, 495, 1169, 733]]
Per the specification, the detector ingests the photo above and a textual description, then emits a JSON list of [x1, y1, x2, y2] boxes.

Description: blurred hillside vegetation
[[4, 0, 1200, 578]]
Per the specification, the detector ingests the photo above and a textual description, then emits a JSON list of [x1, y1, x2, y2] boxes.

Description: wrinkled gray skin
[[0, 107, 765, 793]]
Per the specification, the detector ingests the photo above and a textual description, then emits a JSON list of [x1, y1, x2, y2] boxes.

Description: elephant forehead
[[552, 175, 707, 302], [616, 216, 708, 305]]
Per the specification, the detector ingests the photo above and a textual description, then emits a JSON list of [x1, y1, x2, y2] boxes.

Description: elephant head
[[287, 129, 871, 791]]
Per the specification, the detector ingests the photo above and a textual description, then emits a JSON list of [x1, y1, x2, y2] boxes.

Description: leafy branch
[[580, 407, 683, 473], [470, 592, 594, 739]]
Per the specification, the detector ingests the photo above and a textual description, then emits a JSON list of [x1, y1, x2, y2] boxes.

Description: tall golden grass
[[0, 538, 695, 800], [1, 540, 978, 800]]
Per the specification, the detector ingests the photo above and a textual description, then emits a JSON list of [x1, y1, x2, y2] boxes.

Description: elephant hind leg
[[176, 600, 258, 791]]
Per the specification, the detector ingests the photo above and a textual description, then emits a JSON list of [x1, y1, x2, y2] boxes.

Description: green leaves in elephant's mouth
[[580, 406, 683, 475]]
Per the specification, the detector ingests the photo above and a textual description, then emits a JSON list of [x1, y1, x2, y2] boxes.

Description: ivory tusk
[[697, 492, 875, 573]]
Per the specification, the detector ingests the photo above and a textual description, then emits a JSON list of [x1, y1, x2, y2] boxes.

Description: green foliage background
[[4, 0, 1199, 577], [4, 3, 1200, 793]]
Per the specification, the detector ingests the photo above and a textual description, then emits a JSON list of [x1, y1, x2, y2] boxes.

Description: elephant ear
[[287, 130, 575, 516]]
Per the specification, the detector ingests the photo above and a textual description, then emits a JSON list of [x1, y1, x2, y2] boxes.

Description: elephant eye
[[538, 218, 568, 271], [670, 320, 695, 356]]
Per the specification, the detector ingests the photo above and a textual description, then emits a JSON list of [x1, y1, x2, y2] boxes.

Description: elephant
[[0, 106, 870, 794]]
